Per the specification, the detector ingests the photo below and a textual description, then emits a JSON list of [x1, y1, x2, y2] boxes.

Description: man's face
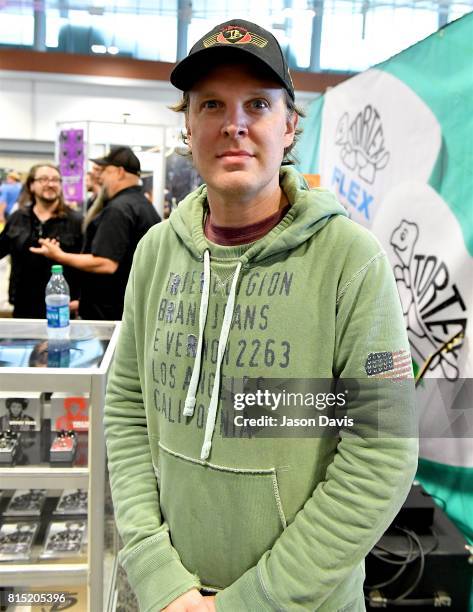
[[187, 63, 297, 203], [91, 163, 104, 186], [101, 165, 123, 199], [8, 402, 23, 418], [31, 166, 62, 205]]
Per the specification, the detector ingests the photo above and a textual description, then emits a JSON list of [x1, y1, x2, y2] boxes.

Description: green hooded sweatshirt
[[104, 166, 418, 612]]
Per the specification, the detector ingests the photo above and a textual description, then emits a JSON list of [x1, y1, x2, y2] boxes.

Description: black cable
[[364, 560, 410, 590], [393, 524, 439, 558], [419, 525, 439, 556], [365, 525, 436, 606], [371, 524, 438, 562], [365, 536, 415, 589], [390, 528, 425, 602], [370, 547, 415, 565]]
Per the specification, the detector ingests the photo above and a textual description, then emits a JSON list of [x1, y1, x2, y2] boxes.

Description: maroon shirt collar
[[204, 204, 290, 246]]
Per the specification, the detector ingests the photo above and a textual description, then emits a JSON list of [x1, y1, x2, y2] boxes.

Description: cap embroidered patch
[[365, 350, 412, 379], [204, 25, 268, 49]]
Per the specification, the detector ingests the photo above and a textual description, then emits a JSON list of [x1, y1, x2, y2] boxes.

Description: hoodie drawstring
[[183, 250, 211, 417], [182, 249, 243, 460], [201, 260, 242, 460]]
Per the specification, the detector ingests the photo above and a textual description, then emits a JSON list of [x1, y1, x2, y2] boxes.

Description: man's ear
[[284, 112, 298, 147]]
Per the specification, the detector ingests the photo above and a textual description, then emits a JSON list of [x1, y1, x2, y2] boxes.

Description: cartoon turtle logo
[[390, 219, 466, 380], [335, 108, 390, 185]]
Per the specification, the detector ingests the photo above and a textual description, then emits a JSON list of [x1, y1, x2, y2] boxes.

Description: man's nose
[[221, 106, 248, 138]]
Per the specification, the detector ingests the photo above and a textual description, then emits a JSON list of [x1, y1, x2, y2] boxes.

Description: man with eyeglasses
[[0, 163, 82, 318], [31, 146, 161, 320]]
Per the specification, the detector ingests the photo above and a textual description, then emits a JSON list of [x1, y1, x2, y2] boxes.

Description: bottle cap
[[52, 264, 63, 274]]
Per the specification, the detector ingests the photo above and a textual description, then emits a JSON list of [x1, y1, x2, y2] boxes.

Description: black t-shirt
[[0, 206, 83, 318], [79, 185, 160, 320]]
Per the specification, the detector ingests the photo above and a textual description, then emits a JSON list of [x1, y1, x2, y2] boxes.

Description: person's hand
[[69, 300, 79, 317], [161, 588, 211, 611], [29, 237, 64, 260], [203, 595, 216, 611]]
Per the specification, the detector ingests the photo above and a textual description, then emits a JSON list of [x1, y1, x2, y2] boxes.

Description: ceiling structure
[[0, 0, 471, 72], [1, 0, 472, 15]]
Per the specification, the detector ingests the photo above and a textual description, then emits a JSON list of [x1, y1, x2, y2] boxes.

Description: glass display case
[[0, 319, 120, 612]]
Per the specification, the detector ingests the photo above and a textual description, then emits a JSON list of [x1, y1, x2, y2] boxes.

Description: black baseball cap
[[90, 146, 141, 176], [170, 19, 294, 100]]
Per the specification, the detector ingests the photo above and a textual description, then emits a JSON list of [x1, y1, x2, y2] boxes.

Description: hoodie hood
[[168, 165, 348, 460], [169, 166, 347, 265]]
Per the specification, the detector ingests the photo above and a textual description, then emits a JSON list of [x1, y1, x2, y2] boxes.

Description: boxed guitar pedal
[[0, 431, 19, 465], [41, 520, 87, 558], [50, 430, 78, 463], [0, 522, 39, 561], [54, 489, 88, 515], [4, 489, 47, 517]]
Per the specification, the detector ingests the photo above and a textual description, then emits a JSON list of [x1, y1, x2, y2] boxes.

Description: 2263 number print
[[235, 339, 290, 368]]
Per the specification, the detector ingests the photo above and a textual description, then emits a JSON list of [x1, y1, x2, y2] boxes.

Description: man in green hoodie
[[105, 19, 418, 612]]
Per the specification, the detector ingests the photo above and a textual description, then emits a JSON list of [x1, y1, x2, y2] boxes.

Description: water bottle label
[[47, 304, 69, 328]]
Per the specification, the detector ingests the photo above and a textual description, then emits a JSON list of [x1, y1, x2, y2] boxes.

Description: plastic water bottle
[[46, 264, 70, 342]]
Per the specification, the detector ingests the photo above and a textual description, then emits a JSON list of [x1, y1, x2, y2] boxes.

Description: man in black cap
[[31, 146, 161, 320], [105, 19, 417, 612]]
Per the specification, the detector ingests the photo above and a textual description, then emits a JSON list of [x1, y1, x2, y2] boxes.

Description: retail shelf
[[0, 319, 120, 611], [0, 466, 88, 489], [0, 563, 88, 587]]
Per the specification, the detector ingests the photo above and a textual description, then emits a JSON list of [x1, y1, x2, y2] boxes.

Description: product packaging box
[[50, 393, 89, 432], [54, 489, 88, 515], [4, 489, 47, 517], [0, 521, 39, 561], [0, 392, 42, 432], [41, 520, 87, 559]]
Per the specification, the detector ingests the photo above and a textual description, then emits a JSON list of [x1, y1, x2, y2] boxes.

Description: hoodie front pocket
[[158, 443, 286, 589]]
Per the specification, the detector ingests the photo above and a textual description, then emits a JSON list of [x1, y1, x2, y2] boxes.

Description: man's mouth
[[217, 150, 253, 159]]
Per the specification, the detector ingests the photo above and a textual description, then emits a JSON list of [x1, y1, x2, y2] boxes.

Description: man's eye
[[202, 100, 219, 109], [250, 99, 269, 110]]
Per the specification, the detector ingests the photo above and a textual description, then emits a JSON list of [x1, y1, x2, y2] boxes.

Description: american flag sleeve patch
[[364, 350, 412, 379]]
